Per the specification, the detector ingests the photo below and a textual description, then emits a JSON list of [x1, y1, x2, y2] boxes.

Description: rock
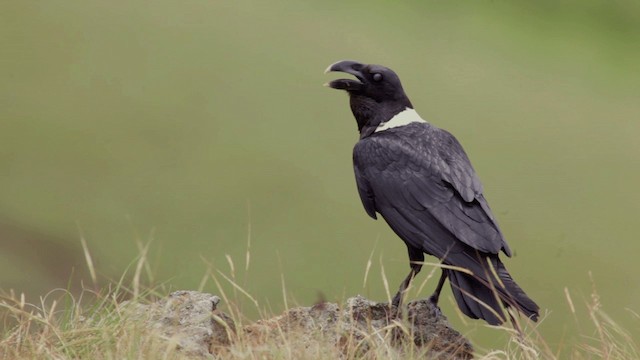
[[125, 291, 473, 359], [406, 298, 474, 358], [342, 295, 473, 359], [124, 290, 235, 358]]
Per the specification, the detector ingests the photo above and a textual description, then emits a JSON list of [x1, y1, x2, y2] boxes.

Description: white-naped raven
[[325, 60, 539, 325]]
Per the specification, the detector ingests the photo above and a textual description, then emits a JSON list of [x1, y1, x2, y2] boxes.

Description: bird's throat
[[349, 95, 416, 138], [349, 93, 412, 139]]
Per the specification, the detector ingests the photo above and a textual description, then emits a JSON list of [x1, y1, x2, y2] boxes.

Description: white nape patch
[[375, 108, 427, 133]]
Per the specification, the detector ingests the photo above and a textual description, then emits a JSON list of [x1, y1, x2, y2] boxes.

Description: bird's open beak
[[324, 60, 365, 91]]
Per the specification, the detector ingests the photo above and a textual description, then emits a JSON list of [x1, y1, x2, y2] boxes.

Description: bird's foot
[[388, 307, 402, 322], [428, 294, 438, 305], [389, 293, 403, 321], [391, 292, 402, 310], [428, 294, 443, 317]]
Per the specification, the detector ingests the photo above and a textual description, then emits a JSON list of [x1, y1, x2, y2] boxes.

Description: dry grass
[[0, 243, 637, 360]]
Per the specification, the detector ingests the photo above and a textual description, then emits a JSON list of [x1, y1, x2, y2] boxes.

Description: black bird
[[325, 60, 539, 325]]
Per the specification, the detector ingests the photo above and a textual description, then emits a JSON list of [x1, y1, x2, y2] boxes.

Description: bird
[[325, 60, 539, 325]]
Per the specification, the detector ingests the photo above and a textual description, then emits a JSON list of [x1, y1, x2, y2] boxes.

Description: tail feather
[[446, 256, 540, 325], [447, 269, 504, 325], [496, 260, 540, 321]]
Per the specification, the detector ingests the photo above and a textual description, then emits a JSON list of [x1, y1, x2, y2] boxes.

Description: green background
[[2, 0, 639, 351]]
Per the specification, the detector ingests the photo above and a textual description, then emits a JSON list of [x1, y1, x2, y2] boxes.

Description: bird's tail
[[446, 257, 539, 326], [495, 259, 540, 321]]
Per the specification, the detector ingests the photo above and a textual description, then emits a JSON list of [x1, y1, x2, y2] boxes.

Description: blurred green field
[[1, 0, 639, 352]]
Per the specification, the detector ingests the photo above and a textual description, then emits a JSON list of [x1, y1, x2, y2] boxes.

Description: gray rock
[[124, 290, 234, 358], [341, 295, 473, 359], [125, 291, 472, 359]]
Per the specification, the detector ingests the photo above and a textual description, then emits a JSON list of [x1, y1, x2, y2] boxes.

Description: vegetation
[[1, 244, 637, 359]]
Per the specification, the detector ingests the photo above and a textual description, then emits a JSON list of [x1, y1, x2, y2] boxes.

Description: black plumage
[[326, 60, 539, 325]]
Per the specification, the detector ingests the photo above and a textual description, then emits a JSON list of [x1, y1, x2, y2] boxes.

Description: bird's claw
[[428, 294, 438, 305], [391, 293, 401, 309], [387, 299, 402, 321], [428, 294, 443, 317]]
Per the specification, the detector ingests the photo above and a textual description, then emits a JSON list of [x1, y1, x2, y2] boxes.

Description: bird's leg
[[425, 270, 447, 318], [391, 265, 420, 309], [390, 247, 424, 319], [391, 263, 422, 320], [428, 270, 447, 306]]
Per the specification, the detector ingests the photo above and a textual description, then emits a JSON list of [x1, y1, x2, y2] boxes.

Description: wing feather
[[353, 123, 510, 256]]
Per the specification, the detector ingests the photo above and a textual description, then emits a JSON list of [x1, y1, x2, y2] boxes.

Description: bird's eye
[[372, 73, 383, 82]]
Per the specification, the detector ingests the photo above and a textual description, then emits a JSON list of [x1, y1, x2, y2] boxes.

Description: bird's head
[[325, 60, 413, 137]]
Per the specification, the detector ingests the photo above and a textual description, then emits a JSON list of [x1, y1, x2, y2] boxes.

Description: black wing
[[353, 123, 511, 257]]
